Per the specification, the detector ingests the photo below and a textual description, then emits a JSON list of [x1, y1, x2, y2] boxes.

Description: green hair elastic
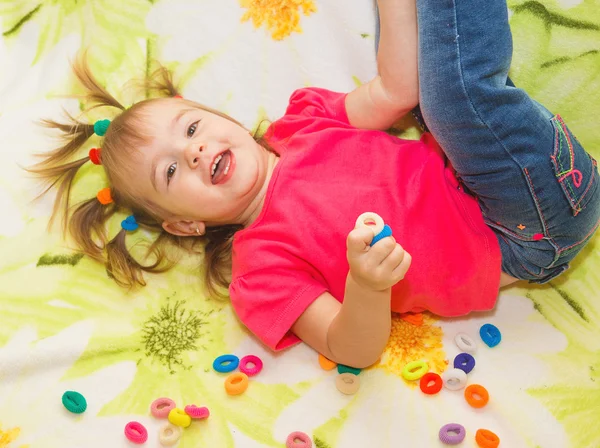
[[94, 119, 111, 136]]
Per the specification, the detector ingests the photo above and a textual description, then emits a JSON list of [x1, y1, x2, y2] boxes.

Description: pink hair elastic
[[286, 431, 312, 448], [124, 421, 148, 444], [151, 397, 176, 418], [184, 405, 210, 419], [239, 355, 263, 376]]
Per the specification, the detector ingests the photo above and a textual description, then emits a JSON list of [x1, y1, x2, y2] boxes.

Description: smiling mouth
[[211, 150, 232, 185]]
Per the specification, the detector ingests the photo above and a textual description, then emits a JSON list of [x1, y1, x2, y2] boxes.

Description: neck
[[239, 148, 279, 228]]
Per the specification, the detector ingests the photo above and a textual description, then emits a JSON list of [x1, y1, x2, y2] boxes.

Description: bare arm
[[292, 227, 412, 368], [345, 0, 419, 130]]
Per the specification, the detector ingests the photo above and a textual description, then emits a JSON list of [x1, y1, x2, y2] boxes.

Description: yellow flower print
[[378, 313, 448, 383], [0, 423, 26, 448], [239, 0, 317, 40]]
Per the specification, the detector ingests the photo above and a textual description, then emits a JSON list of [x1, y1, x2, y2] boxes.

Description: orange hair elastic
[[318, 353, 337, 371], [96, 188, 113, 205], [225, 372, 249, 395], [465, 384, 489, 408], [475, 429, 500, 448]]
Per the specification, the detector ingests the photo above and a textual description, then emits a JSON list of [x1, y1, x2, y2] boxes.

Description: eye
[[187, 121, 198, 137], [166, 163, 177, 184]]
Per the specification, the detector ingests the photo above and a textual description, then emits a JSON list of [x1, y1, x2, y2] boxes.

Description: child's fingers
[[391, 250, 412, 281], [347, 227, 375, 254], [367, 236, 397, 265], [380, 242, 406, 272]]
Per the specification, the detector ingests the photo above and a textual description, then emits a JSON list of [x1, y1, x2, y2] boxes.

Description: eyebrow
[[150, 108, 196, 192]]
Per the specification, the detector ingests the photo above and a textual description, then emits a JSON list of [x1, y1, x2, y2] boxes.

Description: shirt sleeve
[[229, 268, 328, 351], [284, 87, 350, 124]]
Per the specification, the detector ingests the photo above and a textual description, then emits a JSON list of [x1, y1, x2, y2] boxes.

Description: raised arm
[[345, 0, 419, 130]]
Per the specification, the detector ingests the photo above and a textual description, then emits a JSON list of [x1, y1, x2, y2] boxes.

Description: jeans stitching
[[549, 115, 596, 215], [557, 218, 600, 254], [523, 167, 551, 237]]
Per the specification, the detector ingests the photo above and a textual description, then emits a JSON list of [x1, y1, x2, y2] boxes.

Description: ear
[[161, 219, 206, 237]]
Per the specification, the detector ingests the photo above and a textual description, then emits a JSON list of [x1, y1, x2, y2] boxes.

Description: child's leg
[[416, 0, 600, 281]]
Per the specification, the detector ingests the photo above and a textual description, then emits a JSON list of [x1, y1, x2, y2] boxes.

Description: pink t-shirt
[[230, 88, 501, 351]]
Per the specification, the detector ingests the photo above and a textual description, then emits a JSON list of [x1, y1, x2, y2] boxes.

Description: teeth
[[224, 159, 230, 175], [211, 154, 223, 176]]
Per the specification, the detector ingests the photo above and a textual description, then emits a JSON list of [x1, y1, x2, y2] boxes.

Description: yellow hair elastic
[[167, 408, 191, 428]]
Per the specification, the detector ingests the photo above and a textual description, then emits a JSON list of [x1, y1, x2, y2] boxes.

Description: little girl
[[32, 0, 599, 368]]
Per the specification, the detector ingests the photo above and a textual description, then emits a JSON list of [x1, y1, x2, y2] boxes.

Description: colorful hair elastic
[[94, 119, 111, 137], [121, 215, 139, 232], [89, 148, 102, 165], [96, 188, 113, 205]]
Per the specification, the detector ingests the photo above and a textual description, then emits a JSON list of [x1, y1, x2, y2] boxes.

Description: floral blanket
[[0, 1, 599, 447]]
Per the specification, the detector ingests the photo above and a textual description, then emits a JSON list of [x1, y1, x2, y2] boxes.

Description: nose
[[185, 143, 204, 168]]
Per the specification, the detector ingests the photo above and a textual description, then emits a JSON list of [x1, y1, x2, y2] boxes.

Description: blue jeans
[[375, 0, 600, 282]]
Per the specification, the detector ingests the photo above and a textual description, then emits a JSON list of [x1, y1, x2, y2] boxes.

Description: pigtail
[[69, 197, 117, 261], [106, 224, 177, 289], [144, 64, 180, 97], [72, 51, 126, 111]]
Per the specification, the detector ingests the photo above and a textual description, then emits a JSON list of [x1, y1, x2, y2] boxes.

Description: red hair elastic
[[89, 148, 102, 165]]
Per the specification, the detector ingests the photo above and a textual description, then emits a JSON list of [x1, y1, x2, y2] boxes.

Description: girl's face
[[133, 98, 273, 234]]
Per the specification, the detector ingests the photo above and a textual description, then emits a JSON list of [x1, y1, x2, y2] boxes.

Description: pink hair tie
[[239, 355, 263, 376], [286, 431, 312, 448], [151, 397, 176, 418], [184, 405, 210, 419], [124, 421, 148, 444], [89, 148, 102, 165]]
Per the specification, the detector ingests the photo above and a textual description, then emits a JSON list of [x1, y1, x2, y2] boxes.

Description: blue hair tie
[[121, 215, 139, 232], [94, 119, 111, 137]]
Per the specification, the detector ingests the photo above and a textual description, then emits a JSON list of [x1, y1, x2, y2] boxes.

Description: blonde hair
[[28, 54, 269, 297]]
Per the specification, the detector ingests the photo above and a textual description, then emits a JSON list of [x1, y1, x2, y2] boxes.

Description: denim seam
[[557, 218, 600, 255], [552, 115, 579, 204], [452, 1, 550, 242]]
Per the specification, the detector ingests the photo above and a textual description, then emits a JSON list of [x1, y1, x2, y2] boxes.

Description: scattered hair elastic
[[239, 355, 263, 376], [465, 384, 490, 408], [96, 187, 113, 205], [475, 428, 500, 448], [453, 352, 476, 374], [442, 368, 468, 391], [337, 364, 361, 376], [159, 423, 183, 446], [121, 215, 139, 232], [94, 119, 111, 137], [454, 332, 477, 353], [62, 390, 87, 414], [439, 423, 466, 445], [88, 147, 102, 165], [480, 323, 502, 348], [419, 372, 443, 395], [335, 373, 360, 395], [402, 360, 429, 381], [213, 354, 240, 373], [184, 405, 210, 419], [318, 353, 337, 371], [168, 408, 191, 428], [124, 421, 148, 444], [150, 397, 176, 418], [225, 372, 249, 395], [286, 431, 313, 448]]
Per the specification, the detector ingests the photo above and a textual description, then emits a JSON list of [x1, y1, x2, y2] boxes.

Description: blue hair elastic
[[371, 224, 393, 246], [94, 119, 111, 137], [213, 354, 239, 373], [479, 323, 502, 348], [121, 215, 139, 232]]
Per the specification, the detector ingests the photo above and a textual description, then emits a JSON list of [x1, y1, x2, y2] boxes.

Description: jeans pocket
[[550, 114, 598, 216]]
